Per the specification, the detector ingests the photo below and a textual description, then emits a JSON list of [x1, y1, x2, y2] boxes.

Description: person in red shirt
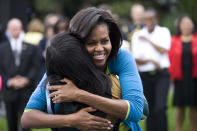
[[168, 14, 197, 131]]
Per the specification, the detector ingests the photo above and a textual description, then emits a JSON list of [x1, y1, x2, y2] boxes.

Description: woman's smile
[[93, 52, 106, 60]]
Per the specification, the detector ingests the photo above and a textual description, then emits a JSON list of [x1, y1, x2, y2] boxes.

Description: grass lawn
[[0, 89, 190, 131], [139, 88, 190, 131], [0, 116, 50, 131]]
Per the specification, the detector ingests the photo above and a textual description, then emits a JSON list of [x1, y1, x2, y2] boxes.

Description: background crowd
[[0, 0, 197, 131]]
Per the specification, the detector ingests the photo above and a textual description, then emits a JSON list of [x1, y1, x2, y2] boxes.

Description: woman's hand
[[48, 78, 80, 103], [71, 107, 113, 131]]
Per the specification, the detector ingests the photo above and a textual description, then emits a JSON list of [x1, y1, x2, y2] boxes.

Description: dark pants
[[140, 69, 169, 131], [5, 97, 30, 131]]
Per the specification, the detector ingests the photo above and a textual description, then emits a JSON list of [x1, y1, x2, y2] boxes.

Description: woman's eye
[[87, 41, 96, 45], [101, 39, 109, 44]]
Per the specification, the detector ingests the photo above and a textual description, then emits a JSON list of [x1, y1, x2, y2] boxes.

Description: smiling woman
[[21, 7, 144, 131], [168, 14, 197, 131]]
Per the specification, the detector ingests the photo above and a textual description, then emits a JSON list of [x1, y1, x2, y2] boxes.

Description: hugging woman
[[21, 7, 144, 131]]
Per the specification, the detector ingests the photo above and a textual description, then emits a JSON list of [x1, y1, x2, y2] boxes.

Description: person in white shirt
[[131, 8, 171, 131]]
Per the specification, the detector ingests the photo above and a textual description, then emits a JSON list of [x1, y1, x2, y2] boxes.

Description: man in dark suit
[[0, 18, 39, 131]]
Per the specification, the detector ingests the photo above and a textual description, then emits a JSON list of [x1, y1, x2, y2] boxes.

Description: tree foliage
[[178, 0, 197, 24], [28, 0, 196, 33]]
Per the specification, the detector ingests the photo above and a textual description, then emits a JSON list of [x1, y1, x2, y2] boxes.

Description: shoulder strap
[[46, 83, 54, 114]]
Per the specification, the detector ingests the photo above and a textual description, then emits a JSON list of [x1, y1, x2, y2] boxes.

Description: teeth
[[94, 54, 104, 58], [93, 53, 106, 59]]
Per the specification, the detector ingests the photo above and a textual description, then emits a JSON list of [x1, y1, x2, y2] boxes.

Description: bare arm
[[21, 110, 73, 128], [21, 108, 113, 130], [75, 90, 128, 120], [49, 78, 128, 120]]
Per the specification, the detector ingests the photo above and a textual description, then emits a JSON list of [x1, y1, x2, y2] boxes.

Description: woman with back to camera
[[22, 7, 144, 131], [169, 14, 197, 131]]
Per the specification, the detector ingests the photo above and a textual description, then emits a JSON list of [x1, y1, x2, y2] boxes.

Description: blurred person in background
[[24, 18, 44, 46], [0, 18, 39, 131], [122, 3, 145, 43], [36, 14, 69, 83], [43, 16, 69, 57], [0, 76, 2, 91], [0, 75, 2, 104], [168, 15, 197, 131], [0, 23, 4, 108], [98, 4, 130, 51], [131, 8, 171, 131], [38, 13, 61, 60], [53, 16, 69, 34], [0, 23, 7, 44], [37, 13, 60, 60], [36, 24, 55, 83], [44, 13, 60, 27]]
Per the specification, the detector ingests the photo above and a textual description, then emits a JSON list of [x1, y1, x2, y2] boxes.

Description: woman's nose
[[95, 44, 104, 51]]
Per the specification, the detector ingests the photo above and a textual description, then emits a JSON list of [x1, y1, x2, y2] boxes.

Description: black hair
[[175, 14, 195, 35], [69, 7, 122, 61], [46, 32, 112, 98]]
